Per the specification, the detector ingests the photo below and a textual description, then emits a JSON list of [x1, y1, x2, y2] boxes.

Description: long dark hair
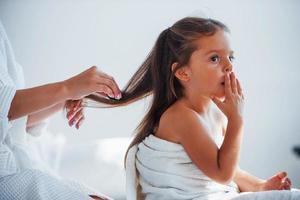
[[86, 17, 229, 165]]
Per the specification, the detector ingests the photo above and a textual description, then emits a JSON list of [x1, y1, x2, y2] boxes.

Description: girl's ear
[[171, 62, 191, 82]]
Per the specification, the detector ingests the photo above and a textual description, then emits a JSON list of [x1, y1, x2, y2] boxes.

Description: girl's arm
[[163, 72, 244, 184], [234, 167, 264, 192], [234, 168, 292, 192], [173, 108, 243, 184]]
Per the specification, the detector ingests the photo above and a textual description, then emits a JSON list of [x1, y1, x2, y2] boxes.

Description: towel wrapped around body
[[126, 134, 300, 200]]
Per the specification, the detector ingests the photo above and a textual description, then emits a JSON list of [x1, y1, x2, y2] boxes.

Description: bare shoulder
[[155, 101, 201, 143]]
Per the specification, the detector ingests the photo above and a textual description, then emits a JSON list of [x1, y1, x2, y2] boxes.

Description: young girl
[[87, 17, 299, 200]]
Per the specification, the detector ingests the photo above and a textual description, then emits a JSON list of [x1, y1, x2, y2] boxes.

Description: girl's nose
[[224, 62, 233, 73], [222, 57, 233, 73]]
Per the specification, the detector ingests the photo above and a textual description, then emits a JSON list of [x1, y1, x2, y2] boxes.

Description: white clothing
[[126, 134, 300, 200], [0, 21, 111, 200], [126, 135, 239, 200]]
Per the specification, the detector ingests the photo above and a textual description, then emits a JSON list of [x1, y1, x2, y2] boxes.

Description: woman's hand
[[258, 171, 292, 191], [63, 66, 122, 100], [65, 99, 85, 129], [9, 66, 121, 121], [211, 72, 244, 122]]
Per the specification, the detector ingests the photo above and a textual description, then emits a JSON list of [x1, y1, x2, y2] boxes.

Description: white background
[[1, 0, 299, 194]]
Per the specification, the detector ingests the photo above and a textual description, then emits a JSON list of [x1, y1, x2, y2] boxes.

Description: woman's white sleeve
[[0, 36, 16, 142]]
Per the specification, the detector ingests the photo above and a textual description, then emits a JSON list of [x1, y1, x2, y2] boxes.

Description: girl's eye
[[229, 55, 235, 62], [210, 55, 220, 63]]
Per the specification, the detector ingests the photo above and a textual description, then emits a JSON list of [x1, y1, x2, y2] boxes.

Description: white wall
[[1, 0, 300, 189]]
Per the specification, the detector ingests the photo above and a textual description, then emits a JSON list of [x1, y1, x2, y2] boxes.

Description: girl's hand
[[65, 99, 84, 129], [211, 72, 244, 121], [258, 171, 292, 191], [63, 66, 122, 100]]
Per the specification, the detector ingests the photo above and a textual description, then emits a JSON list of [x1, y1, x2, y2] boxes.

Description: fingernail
[[117, 93, 122, 100], [69, 113, 74, 120]]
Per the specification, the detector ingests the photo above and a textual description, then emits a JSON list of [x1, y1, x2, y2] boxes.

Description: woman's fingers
[[95, 84, 115, 99], [64, 66, 122, 100], [66, 100, 76, 112], [75, 116, 85, 129], [68, 107, 84, 127], [95, 69, 122, 99], [66, 99, 81, 110], [67, 107, 82, 122], [98, 73, 122, 99], [66, 100, 82, 119], [65, 99, 85, 129]]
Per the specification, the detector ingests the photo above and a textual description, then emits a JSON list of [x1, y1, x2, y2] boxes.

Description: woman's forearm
[[234, 168, 264, 192], [8, 66, 122, 121], [26, 101, 65, 128], [8, 82, 69, 121]]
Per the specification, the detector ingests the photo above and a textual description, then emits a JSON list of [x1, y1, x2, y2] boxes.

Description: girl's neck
[[180, 92, 213, 116]]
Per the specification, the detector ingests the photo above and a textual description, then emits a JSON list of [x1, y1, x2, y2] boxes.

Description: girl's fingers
[[277, 171, 288, 179], [279, 185, 286, 190], [286, 182, 291, 190], [281, 181, 291, 190], [277, 173, 291, 190], [283, 178, 291, 190], [231, 72, 238, 94], [286, 178, 292, 186], [211, 96, 224, 111], [236, 78, 243, 97], [224, 72, 232, 97]]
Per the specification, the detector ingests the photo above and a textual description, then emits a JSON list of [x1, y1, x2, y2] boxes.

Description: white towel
[[126, 134, 239, 200], [126, 145, 139, 200], [125, 134, 300, 200], [230, 189, 300, 200]]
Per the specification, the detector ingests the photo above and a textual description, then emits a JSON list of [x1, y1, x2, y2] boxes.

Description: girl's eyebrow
[[204, 49, 234, 55]]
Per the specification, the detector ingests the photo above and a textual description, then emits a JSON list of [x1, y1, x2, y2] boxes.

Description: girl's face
[[186, 29, 234, 98]]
